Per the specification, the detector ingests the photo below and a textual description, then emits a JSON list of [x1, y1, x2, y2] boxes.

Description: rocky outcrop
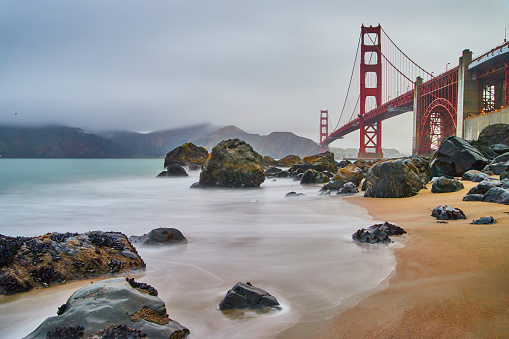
[[157, 164, 189, 177], [0, 232, 145, 296], [25, 278, 189, 339], [431, 177, 464, 193], [430, 136, 489, 178], [431, 205, 466, 220], [163, 142, 209, 168], [218, 282, 281, 311], [129, 228, 187, 246], [276, 155, 302, 167], [198, 139, 265, 188], [302, 151, 338, 173], [364, 158, 423, 198], [470, 216, 496, 224], [300, 169, 329, 184]]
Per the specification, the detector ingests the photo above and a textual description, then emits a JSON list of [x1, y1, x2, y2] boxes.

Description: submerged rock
[[25, 278, 190, 339], [285, 191, 305, 198], [431, 205, 466, 220], [0, 232, 145, 295], [338, 182, 359, 194], [352, 228, 392, 244], [199, 139, 265, 188], [129, 228, 187, 246], [218, 282, 281, 311], [157, 164, 189, 177], [470, 216, 497, 224]]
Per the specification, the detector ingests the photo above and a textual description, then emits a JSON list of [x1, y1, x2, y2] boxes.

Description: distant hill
[[0, 125, 129, 158], [192, 125, 320, 158]]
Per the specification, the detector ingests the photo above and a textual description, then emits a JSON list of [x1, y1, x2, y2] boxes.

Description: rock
[[333, 164, 364, 187], [429, 136, 489, 177], [262, 156, 277, 167], [364, 158, 423, 198], [487, 152, 509, 175], [301, 151, 338, 173], [320, 180, 345, 191], [163, 142, 209, 168], [502, 170, 509, 181], [300, 169, 329, 184], [338, 182, 359, 194], [462, 194, 484, 201], [276, 155, 302, 167], [218, 282, 281, 311], [337, 160, 352, 169], [24, 278, 189, 339], [431, 177, 464, 193], [470, 171, 492, 182], [285, 191, 305, 198], [461, 170, 483, 181], [478, 123, 509, 147], [368, 222, 407, 236], [265, 167, 289, 178], [353, 159, 375, 174], [188, 163, 202, 171], [352, 227, 392, 244], [199, 139, 265, 188], [129, 228, 187, 246], [0, 232, 145, 296], [467, 180, 500, 195], [157, 164, 189, 177], [431, 205, 466, 220], [490, 143, 509, 155], [470, 216, 497, 224], [481, 187, 509, 204]]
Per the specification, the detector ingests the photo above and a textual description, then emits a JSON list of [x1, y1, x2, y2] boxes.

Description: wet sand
[[316, 180, 509, 338]]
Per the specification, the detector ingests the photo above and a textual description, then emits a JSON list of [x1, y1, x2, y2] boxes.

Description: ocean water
[[0, 159, 396, 339]]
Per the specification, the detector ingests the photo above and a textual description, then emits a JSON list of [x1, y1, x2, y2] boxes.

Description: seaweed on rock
[[126, 277, 158, 296]]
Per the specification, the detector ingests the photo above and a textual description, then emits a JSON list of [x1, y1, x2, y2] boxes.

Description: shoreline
[[317, 180, 509, 338]]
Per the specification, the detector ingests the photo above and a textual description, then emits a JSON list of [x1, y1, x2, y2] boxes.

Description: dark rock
[[320, 180, 345, 191], [470, 172, 492, 182], [470, 216, 497, 224], [353, 160, 376, 174], [157, 164, 189, 177], [188, 163, 202, 171], [285, 191, 305, 198], [24, 278, 190, 339], [262, 156, 277, 167], [352, 228, 392, 244], [276, 155, 302, 167], [0, 232, 145, 295], [218, 282, 281, 311], [431, 177, 464, 193], [302, 151, 338, 173], [463, 194, 484, 201], [430, 136, 489, 178], [461, 170, 483, 181], [300, 169, 329, 184], [431, 205, 466, 220], [338, 182, 359, 194], [487, 152, 509, 175], [337, 160, 352, 169], [288, 163, 320, 179], [478, 123, 509, 147], [265, 167, 289, 178], [490, 143, 509, 155], [129, 228, 187, 246], [481, 187, 509, 204], [364, 158, 423, 198], [467, 180, 500, 195], [407, 156, 431, 186], [199, 139, 265, 188], [368, 222, 407, 236], [163, 142, 209, 168], [502, 171, 509, 181]]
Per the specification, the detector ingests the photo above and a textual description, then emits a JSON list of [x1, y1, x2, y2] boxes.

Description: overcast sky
[[1, 0, 508, 152]]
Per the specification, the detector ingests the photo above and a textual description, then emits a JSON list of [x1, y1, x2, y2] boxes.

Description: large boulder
[[481, 187, 509, 204], [478, 124, 509, 147], [490, 143, 509, 155], [487, 152, 509, 175], [163, 142, 209, 168], [364, 158, 423, 198], [333, 164, 364, 187], [467, 180, 500, 195], [431, 177, 464, 193], [129, 228, 187, 246], [0, 232, 145, 296], [24, 278, 190, 339], [461, 170, 483, 181], [218, 282, 281, 311], [262, 156, 277, 167], [302, 151, 338, 173], [407, 156, 431, 185], [430, 136, 489, 178], [199, 139, 265, 188], [353, 160, 375, 174], [300, 169, 329, 184], [276, 155, 302, 167]]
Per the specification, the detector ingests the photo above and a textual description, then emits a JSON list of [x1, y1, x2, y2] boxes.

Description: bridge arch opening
[[418, 98, 457, 154]]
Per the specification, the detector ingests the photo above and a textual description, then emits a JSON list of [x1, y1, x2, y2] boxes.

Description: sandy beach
[[313, 180, 509, 338]]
